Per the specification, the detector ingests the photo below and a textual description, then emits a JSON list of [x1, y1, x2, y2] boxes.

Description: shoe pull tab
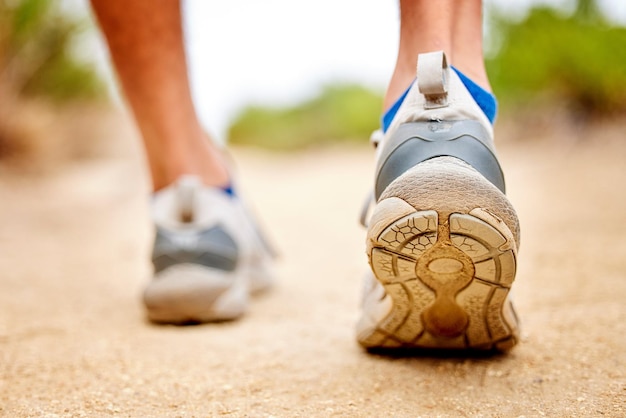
[[177, 175, 201, 223], [417, 51, 449, 109]]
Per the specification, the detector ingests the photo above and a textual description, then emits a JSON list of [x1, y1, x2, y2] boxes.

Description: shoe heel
[[360, 167, 520, 350]]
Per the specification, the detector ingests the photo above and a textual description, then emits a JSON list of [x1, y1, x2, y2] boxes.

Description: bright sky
[[183, 0, 398, 140], [95, 0, 626, 140]]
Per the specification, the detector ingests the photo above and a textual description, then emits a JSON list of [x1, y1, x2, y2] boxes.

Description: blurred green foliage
[[228, 84, 382, 149], [487, 0, 626, 116], [0, 0, 103, 100]]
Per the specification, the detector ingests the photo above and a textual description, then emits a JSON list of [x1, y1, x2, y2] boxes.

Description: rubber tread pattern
[[361, 209, 519, 350]]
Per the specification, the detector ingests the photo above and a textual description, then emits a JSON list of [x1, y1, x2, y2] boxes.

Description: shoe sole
[[358, 157, 520, 351], [143, 264, 248, 324]]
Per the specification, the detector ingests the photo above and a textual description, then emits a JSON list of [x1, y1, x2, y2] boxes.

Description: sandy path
[[0, 132, 625, 417]]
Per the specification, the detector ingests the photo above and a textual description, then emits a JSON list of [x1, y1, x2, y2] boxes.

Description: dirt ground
[[0, 118, 625, 417]]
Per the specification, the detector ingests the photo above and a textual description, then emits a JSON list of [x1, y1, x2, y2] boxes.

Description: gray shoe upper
[[374, 120, 506, 200], [152, 225, 239, 274]]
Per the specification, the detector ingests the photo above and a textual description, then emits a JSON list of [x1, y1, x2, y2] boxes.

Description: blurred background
[[0, 0, 625, 164], [2, 4, 625, 414]]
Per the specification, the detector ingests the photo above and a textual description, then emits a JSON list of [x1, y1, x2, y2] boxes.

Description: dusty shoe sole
[[358, 157, 520, 351], [143, 264, 248, 324]]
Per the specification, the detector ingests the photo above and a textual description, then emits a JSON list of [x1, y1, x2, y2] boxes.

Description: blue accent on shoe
[[221, 184, 235, 197], [452, 67, 497, 124], [381, 68, 498, 133], [382, 83, 412, 133]]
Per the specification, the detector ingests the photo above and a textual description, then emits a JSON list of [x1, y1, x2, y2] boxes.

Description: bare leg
[[91, 0, 229, 191], [385, 0, 490, 109]]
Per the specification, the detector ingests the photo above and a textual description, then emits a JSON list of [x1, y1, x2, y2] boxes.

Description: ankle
[[149, 136, 231, 192], [384, 66, 416, 111]]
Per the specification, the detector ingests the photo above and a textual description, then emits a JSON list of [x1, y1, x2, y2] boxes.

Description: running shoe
[[144, 175, 275, 323], [357, 51, 521, 351]]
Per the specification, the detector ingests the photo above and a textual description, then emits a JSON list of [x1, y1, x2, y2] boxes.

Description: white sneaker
[[357, 51, 521, 351], [143, 175, 275, 323]]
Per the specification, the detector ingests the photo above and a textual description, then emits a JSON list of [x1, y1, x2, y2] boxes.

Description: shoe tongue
[[176, 175, 202, 223]]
